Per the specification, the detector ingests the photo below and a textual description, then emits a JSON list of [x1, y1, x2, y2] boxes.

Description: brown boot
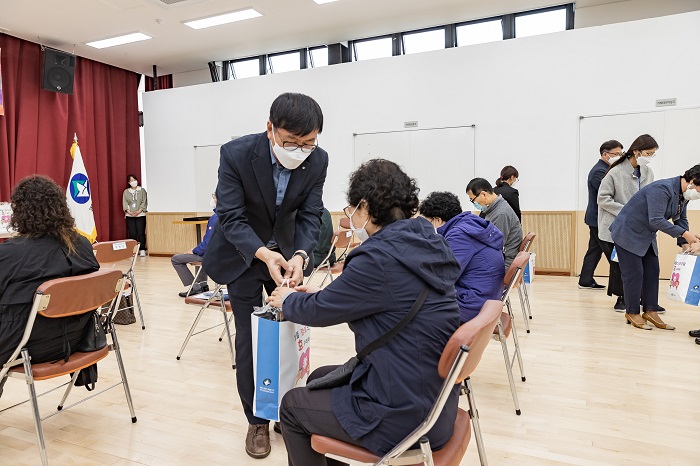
[[245, 423, 271, 459]]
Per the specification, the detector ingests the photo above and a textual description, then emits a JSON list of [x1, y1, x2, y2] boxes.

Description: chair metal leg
[[517, 286, 531, 333], [221, 310, 236, 370], [497, 322, 521, 415], [523, 283, 533, 319], [22, 349, 49, 465], [109, 324, 137, 423], [218, 314, 234, 341], [128, 272, 146, 330], [506, 299, 526, 383], [186, 265, 204, 297], [57, 370, 81, 410], [465, 377, 488, 466], [177, 306, 207, 360]]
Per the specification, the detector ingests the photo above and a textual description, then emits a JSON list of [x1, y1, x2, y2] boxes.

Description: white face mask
[[607, 155, 621, 165], [684, 185, 700, 201], [637, 156, 652, 166], [210, 198, 217, 209], [129, 180, 138, 188], [271, 125, 314, 170], [347, 203, 370, 242]]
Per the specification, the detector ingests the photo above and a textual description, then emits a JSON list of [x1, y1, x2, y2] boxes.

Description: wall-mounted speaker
[[41, 48, 75, 95]]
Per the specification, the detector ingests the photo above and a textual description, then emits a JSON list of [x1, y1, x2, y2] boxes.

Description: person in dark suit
[[268, 159, 461, 466], [202, 93, 328, 459], [493, 165, 521, 221], [610, 165, 700, 330], [578, 140, 624, 290]]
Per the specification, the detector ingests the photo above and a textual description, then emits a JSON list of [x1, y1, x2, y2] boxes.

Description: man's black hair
[[269, 93, 324, 136]]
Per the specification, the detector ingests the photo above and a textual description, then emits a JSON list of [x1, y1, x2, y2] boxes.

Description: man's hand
[[690, 242, 700, 254], [682, 243, 691, 252], [255, 247, 290, 284], [284, 255, 305, 287], [682, 231, 700, 245], [267, 285, 296, 308]]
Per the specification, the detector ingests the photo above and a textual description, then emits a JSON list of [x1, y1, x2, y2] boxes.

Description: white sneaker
[[139, 250, 146, 257]]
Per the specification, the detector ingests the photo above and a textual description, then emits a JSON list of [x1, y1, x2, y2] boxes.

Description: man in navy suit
[[578, 140, 624, 292], [203, 93, 327, 459]]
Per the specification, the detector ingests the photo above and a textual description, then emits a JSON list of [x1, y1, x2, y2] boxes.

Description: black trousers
[[125, 216, 147, 251], [600, 240, 624, 297], [615, 244, 660, 315], [579, 226, 609, 286], [281, 365, 361, 466], [227, 260, 277, 425]]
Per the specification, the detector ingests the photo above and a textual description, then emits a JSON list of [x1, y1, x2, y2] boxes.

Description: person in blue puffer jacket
[[420, 191, 505, 322]]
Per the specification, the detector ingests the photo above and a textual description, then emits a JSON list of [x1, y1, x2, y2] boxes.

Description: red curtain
[[0, 34, 141, 241], [145, 74, 173, 92]]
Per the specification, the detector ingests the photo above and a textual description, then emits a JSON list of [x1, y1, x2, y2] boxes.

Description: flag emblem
[[70, 173, 91, 204]]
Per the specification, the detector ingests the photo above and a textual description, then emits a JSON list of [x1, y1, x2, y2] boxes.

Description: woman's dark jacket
[[493, 183, 521, 222], [0, 235, 100, 366], [283, 217, 462, 455]]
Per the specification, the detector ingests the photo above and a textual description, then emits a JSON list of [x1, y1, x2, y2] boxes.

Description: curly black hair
[[419, 192, 462, 222], [683, 164, 700, 184], [10, 175, 80, 253], [347, 159, 419, 227]]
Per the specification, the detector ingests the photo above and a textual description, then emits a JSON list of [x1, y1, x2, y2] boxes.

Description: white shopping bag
[[251, 315, 311, 421], [667, 253, 700, 306], [523, 253, 536, 284]]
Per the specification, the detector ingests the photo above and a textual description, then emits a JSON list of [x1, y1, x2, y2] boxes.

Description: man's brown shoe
[[246, 424, 271, 459]]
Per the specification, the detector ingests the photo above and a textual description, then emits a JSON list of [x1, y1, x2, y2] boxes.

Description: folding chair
[[183, 260, 206, 297], [310, 300, 502, 466], [176, 284, 236, 370], [496, 251, 530, 415], [0, 270, 137, 466], [92, 239, 146, 329], [517, 232, 537, 322], [308, 229, 354, 288]]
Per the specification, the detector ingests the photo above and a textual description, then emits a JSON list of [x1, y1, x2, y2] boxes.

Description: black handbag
[[76, 311, 107, 352], [74, 363, 99, 391], [306, 286, 430, 390]]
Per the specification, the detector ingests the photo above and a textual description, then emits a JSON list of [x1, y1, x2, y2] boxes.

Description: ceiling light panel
[[314, 0, 341, 3], [86, 32, 152, 49], [183, 9, 262, 29]]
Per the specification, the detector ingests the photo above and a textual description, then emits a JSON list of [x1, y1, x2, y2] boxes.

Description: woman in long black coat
[[0, 175, 99, 396]]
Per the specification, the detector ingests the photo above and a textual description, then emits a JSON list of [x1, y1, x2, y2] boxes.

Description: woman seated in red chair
[[268, 159, 462, 466], [0, 176, 99, 397]]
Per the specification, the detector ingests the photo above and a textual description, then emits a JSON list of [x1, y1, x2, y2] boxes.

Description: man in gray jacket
[[467, 178, 523, 270]]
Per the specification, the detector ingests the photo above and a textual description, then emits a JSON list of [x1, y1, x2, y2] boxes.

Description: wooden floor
[[2, 257, 700, 465]]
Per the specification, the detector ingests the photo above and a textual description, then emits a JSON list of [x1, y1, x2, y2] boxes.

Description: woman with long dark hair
[[494, 165, 521, 221], [597, 134, 659, 311], [0, 176, 99, 396]]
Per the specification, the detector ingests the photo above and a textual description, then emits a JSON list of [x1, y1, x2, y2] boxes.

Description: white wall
[[143, 11, 700, 212], [575, 0, 700, 28]]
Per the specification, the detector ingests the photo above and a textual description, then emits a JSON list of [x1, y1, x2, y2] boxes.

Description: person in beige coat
[[597, 134, 659, 311], [122, 174, 148, 256]]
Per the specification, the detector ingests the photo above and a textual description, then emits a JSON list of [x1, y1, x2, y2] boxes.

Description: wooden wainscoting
[[146, 212, 199, 255], [522, 211, 576, 275]]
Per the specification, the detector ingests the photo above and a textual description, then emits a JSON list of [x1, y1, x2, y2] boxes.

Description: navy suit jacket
[[584, 159, 608, 227], [610, 176, 688, 257], [203, 132, 328, 285]]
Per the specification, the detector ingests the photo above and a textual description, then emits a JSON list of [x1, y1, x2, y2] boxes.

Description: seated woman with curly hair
[[0, 175, 99, 397], [268, 159, 462, 466]]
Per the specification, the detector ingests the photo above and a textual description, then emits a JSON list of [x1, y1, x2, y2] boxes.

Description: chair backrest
[[38, 269, 124, 318], [502, 251, 530, 299], [334, 229, 354, 249], [438, 300, 503, 382], [519, 232, 536, 252], [338, 217, 351, 230], [93, 240, 139, 271]]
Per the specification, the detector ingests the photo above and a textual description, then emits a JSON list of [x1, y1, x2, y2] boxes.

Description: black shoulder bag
[[306, 286, 430, 390]]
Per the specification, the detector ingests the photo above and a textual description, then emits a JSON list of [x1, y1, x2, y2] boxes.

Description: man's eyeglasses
[[275, 129, 318, 154], [468, 192, 481, 203]]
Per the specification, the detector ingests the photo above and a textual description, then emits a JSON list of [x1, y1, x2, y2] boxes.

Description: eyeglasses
[[605, 151, 624, 157], [274, 129, 318, 154], [640, 150, 657, 158], [468, 192, 482, 203]]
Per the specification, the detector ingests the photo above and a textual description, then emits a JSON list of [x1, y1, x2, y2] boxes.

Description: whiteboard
[[578, 107, 700, 211], [354, 126, 475, 208], [193, 145, 222, 213]]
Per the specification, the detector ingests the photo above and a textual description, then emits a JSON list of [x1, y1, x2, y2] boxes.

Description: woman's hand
[[267, 286, 296, 308], [294, 284, 321, 294]]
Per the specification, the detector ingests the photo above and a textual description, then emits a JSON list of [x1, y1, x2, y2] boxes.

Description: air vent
[[158, 0, 188, 4]]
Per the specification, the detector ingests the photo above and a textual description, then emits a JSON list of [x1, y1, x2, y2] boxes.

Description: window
[[269, 51, 301, 74], [309, 47, 328, 68], [515, 8, 567, 38], [457, 19, 503, 46], [402, 28, 445, 55], [231, 58, 260, 79], [353, 37, 392, 61]]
